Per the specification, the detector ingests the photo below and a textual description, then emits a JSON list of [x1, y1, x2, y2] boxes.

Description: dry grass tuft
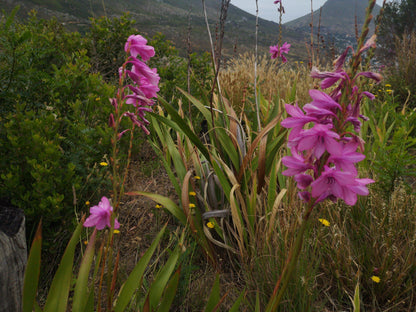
[[219, 53, 323, 112], [316, 181, 416, 311]]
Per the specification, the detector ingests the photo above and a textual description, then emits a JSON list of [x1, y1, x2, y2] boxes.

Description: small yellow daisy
[[189, 191, 196, 196], [85, 201, 90, 206], [385, 84, 392, 88], [207, 222, 215, 228], [113, 229, 120, 234], [371, 276, 381, 283], [155, 204, 162, 209], [194, 175, 201, 180], [100, 162, 108, 167], [300, 61, 304, 64], [386, 89, 393, 94], [95, 97, 101, 101], [318, 218, 330, 227], [189, 203, 196, 208]]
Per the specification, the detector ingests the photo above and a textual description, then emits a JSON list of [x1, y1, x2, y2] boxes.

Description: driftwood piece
[[0, 201, 27, 312]]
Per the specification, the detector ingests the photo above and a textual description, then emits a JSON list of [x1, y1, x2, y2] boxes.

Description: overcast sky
[[231, 0, 385, 23]]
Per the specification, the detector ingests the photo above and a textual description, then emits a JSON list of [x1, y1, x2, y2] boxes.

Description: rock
[[0, 200, 27, 312]]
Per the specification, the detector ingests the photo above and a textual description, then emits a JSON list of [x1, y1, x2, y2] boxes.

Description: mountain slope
[[285, 0, 381, 37], [1, 0, 379, 60], [1, 0, 309, 58]]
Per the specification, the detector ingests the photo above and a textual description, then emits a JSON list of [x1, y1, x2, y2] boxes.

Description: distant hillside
[[0, 0, 308, 59], [285, 0, 381, 47], [1, 0, 381, 61]]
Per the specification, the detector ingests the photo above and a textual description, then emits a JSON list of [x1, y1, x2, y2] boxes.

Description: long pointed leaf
[[113, 225, 167, 312], [43, 220, 84, 312], [157, 267, 182, 312], [228, 289, 246, 312], [204, 274, 220, 312], [72, 229, 97, 312], [148, 244, 182, 310], [126, 192, 187, 226], [23, 221, 42, 312]]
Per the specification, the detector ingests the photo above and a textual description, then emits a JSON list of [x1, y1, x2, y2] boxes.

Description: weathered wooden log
[[0, 200, 27, 312]]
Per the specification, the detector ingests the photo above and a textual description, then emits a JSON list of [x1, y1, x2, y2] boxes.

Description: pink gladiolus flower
[[281, 103, 317, 140], [294, 174, 313, 189], [128, 59, 160, 87], [311, 166, 355, 204], [308, 89, 342, 110], [310, 67, 346, 89], [84, 196, 120, 230], [290, 124, 340, 158], [270, 42, 291, 63], [358, 34, 377, 54], [327, 141, 365, 175], [311, 166, 374, 205], [125, 35, 155, 61], [282, 152, 313, 176]]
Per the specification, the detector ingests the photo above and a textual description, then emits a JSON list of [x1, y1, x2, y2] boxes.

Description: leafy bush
[[0, 9, 115, 250], [361, 91, 416, 198], [0, 8, 85, 114]]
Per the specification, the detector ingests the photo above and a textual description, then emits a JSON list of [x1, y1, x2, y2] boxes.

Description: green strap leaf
[[126, 191, 187, 226], [204, 274, 220, 312], [157, 267, 182, 312], [72, 229, 97, 312], [23, 221, 42, 312], [43, 220, 84, 312], [148, 244, 182, 310], [113, 225, 167, 312]]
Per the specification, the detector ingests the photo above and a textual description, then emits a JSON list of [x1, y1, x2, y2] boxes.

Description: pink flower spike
[[292, 124, 340, 159], [355, 71, 383, 83], [333, 46, 353, 71], [359, 34, 377, 54], [125, 35, 155, 61], [274, 0, 281, 3], [308, 89, 342, 110], [362, 91, 375, 101], [281, 103, 317, 139], [311, 166, 356, 204], [310, 67, 346, 89], [83, 196, 120, 230], [282, 152, 313, 176], [294, 174, 313, 189], [327, 141, 365, 175], [270, 42, 291, 63]]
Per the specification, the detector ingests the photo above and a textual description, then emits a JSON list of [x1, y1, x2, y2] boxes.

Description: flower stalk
[[266, 1, 379, 309]]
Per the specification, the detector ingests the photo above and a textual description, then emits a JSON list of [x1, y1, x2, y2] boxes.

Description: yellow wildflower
[[113, 229, 120, 234], [194, 175, 201, 180], [84, 240, 88, 245], [100, 162, 108, 167], [371, 276, 381, 283], [85, 201, 90, 206], [95, 97, 101, 101], [155, 204, 162, 209], [385, 84, 392, 88], [207, 222, 215, 228], [189, 203, 196, 208], [300, 61, 304, 64], [386, 89, 393, 94], [318, 218, 330, 227], [189, 191, 196, 196]]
